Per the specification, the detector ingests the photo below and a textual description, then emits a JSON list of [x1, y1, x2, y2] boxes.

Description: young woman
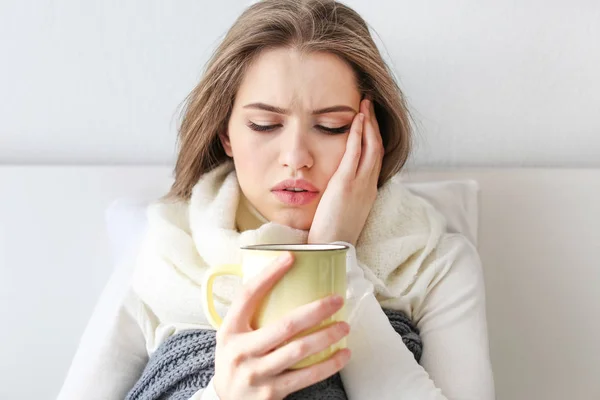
[[58, 1, 494, 399]]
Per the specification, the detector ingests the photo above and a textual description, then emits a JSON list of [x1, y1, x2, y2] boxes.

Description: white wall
[[1, 0, 599, 167]]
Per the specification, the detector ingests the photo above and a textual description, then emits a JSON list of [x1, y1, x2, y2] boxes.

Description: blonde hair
[[168, 0, 413, 200]]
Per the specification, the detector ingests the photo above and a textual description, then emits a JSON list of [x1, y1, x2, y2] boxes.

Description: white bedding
[[1, 166, 599, 399]]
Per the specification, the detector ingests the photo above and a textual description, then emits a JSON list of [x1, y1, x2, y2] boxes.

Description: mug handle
[[201, 264, 243, 329]]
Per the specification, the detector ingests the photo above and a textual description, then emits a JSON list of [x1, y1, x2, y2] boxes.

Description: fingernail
[[278, 252, 292, 263], [342, 348, 351, 361], [330, 295, 344, 306], [359, 113, 365, 123], [337, 348, 351, 364], [338, 322, 350, 334]]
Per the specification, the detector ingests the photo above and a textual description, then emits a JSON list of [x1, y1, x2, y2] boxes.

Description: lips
[[271, 179, 319, 206], [271, 179, 319, 193]]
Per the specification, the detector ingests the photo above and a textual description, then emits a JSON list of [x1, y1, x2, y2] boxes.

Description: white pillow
[[404, 179, 480, 246], [105, 197, 152, 266]]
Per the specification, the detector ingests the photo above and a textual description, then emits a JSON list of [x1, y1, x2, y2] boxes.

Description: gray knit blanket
[[126, 309, 422, 400]]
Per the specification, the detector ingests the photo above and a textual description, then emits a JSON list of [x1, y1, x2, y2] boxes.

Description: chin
[[272, 209, 314, 231]]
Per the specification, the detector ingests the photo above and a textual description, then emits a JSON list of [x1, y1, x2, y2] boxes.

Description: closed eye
[[247, 122, 351, 135], [247, 122, 281, 132], [319, 124, 351, 134]]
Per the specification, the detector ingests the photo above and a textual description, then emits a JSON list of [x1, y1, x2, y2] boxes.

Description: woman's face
[[221, 48, 362, 230]]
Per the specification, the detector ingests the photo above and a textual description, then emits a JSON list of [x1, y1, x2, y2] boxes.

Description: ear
[[219, 130, 233, 157]]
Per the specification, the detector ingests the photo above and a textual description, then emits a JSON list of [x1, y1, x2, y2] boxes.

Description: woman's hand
[[308, 98, 384, 246], [212, 252, 351, 400]]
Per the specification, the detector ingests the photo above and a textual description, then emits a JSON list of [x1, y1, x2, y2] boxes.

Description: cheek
[[228, 128, 274, 183], [231, 138, 260, 176], [316, 137, 347, 179]]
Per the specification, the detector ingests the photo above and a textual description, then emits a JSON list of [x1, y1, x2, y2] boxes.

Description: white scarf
[[132, 162, 446, 327]]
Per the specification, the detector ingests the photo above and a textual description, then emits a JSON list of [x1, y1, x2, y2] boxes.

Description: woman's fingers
[[243, 294, 345, 355], [357, 98, 384, 180], [220, 252, 295, 334], [334, 97, 383, 182], [336, 111, 364, 179], [253, 320, 350, 377], [367, 96, 381, 133], [274, 348, 352, 396]]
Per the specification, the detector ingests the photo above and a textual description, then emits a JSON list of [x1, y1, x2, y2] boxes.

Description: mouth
[[271, 179, 319, 206], [271, 179, 319, 193], [282, 187, 308, 192]]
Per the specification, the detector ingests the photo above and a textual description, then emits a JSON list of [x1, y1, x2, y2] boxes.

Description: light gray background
[[2, 0, 599, 167]]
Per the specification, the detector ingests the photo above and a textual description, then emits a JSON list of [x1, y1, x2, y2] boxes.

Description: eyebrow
[[243, 102, 357, 115]]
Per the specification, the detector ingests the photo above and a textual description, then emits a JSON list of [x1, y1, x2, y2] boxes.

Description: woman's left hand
[[308, 97, 384, 246]]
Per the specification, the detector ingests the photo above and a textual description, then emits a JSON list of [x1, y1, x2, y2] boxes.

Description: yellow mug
[[201, 243, 348, 369]]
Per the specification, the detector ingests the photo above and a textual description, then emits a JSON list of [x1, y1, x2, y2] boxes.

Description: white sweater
[[57, 234, 494, 399], [58, 165, 495, 399]]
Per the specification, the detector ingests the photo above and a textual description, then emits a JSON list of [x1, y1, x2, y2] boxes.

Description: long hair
[[168, 0, 413, 200]]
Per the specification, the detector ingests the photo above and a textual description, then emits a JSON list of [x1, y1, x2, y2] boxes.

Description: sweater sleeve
[[340, 234, 495, 400], [56, 257, 222, 400], [56, 262, 149, 400]]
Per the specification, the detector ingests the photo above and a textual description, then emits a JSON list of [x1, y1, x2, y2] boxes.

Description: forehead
[[235, 47, 361, 110]]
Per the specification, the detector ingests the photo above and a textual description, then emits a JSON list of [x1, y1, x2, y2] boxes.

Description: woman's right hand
[[212, 252, 351, 400]]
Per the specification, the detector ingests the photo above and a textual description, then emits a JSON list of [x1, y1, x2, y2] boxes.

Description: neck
[[236, 193, 269, 232]]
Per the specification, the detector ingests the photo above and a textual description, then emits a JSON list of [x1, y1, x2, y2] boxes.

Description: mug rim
[[240, 243, 349, 252]]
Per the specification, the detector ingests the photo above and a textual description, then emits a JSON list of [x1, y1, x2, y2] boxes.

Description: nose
[[278, 125, 314, 172]]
